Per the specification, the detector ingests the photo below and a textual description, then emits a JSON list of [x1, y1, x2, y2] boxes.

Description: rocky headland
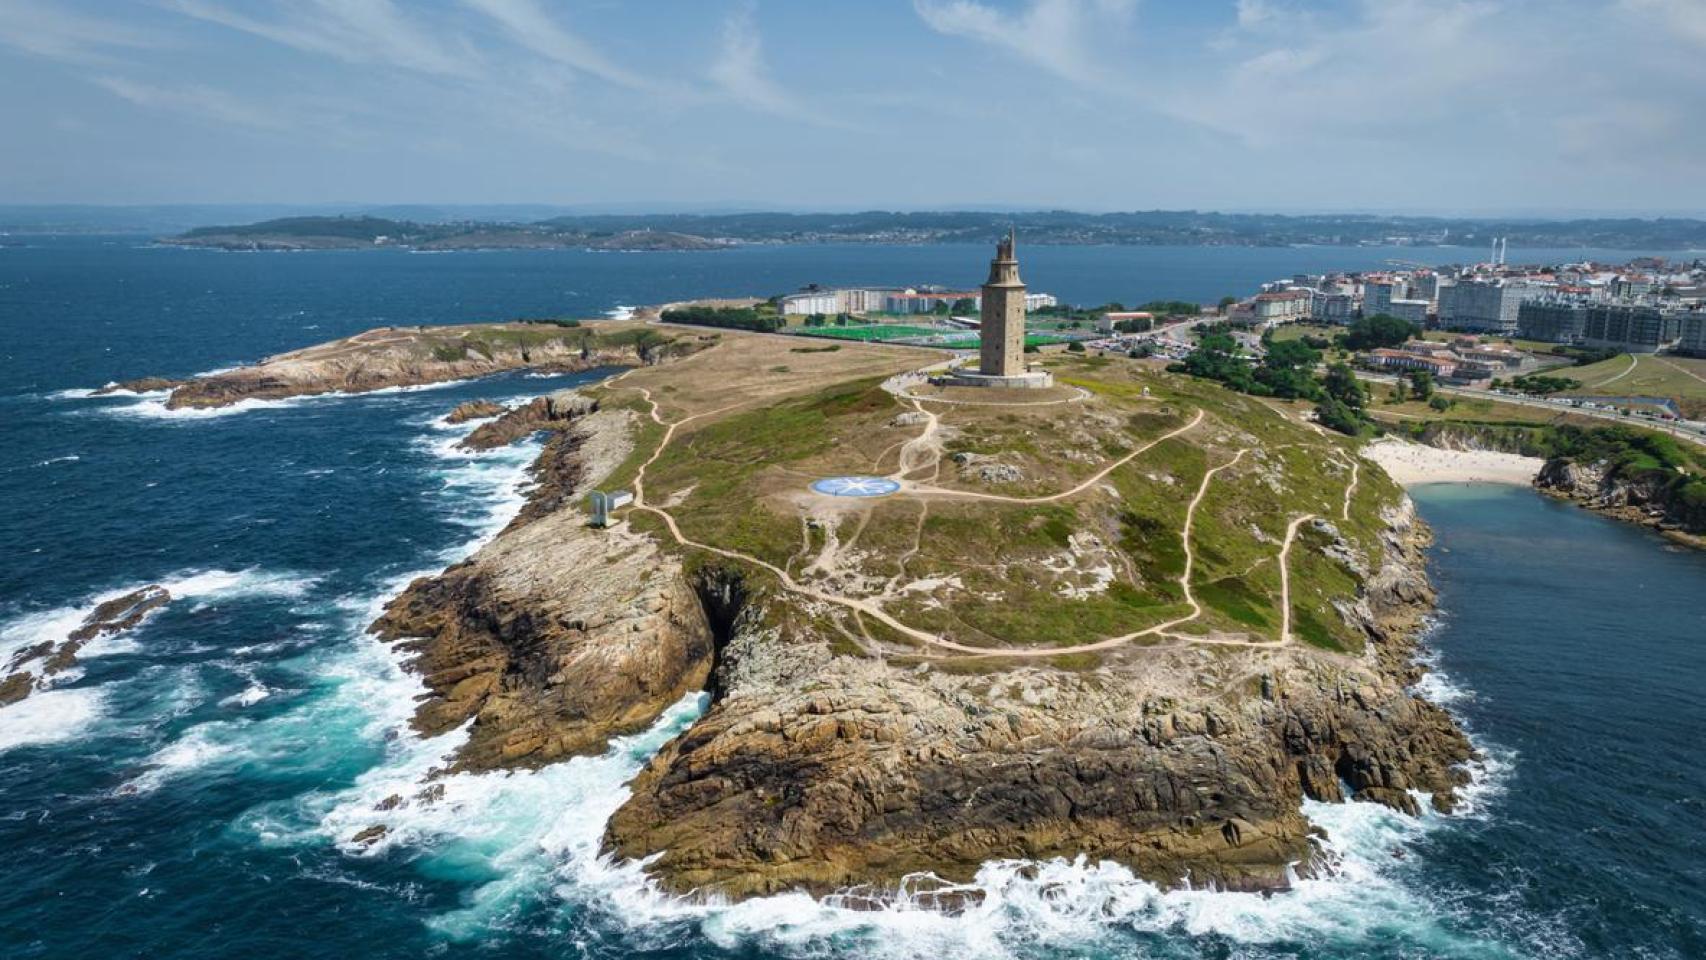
[[101, 322, 706, 410], [344, 332, 1478, 902], [602, 505, 1471, 897], [368, 395, 721, 771], [1536, 457, 1706, 548]]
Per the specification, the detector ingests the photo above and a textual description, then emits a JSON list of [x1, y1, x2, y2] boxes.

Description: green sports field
[[792, 324, 1083, 350]]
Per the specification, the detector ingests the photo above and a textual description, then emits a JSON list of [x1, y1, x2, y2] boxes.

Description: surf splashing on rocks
[[109, 429, 544, 795], [219, 606, 1541, 960]]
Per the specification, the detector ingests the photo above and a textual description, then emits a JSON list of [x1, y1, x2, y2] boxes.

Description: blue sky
[[1, 0, 1703, 214]]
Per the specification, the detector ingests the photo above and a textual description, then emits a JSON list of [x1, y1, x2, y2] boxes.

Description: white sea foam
[[0, 687, 105, 752], [0, 568, 317, 743], [124, 721, 246, 793], [220, 682, 272, 708], [72, 375, 485, 420], [605, 305, 636, 321], [126, 431, 538, 800], [156, 568, 318, 606], [0, 570, 305, 666], [33, 454, 80, 467], [227, 672, 1514, 960]]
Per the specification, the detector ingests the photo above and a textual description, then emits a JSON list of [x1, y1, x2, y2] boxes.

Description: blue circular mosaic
[[810, 476, 902, 498]]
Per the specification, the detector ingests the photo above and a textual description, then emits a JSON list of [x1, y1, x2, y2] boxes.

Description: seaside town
[[768, 244, 1706, 438]]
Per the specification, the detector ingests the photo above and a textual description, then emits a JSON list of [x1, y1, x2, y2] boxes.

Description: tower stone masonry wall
[[980, 230, 1027, 378]]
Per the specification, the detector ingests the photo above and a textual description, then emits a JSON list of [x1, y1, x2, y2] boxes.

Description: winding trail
[[617, 366, 1355, 659], [1340, 457, 1359, 522], [1591, 353, 1640, 387], [903, 409, 1206, 504], [1277, 513, 1316, 645]]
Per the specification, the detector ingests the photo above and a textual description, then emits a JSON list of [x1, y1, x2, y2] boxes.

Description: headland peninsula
[[86, 304, 1476, 899], [140, 209, 1706, 252]]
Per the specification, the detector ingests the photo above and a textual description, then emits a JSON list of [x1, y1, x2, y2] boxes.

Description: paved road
[[1359, 371, 1706, 449]]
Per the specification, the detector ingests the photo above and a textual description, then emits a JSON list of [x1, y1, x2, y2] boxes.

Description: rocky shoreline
[[99, 321, 706, 410], [1536, 457, 1706, 549], [1, 586, 172, 706], [603, 502, 1472, 898], [364, 382, 1475, 898], [1387, 421, 1706, 548]]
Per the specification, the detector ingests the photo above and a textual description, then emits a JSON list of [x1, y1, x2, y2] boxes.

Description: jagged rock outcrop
[[1535, 456, 1703, 544], [92, 377, 186, 396], [370, 413, 714, 771], [145, 322, 700, 410], [445, 399, 507, 424], [459, 390, 598, 452], [603, 503, 1473, 898], [1, 586, 171, 705]]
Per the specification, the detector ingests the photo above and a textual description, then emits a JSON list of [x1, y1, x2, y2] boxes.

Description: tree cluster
[[661, 305, 784, 333], [1340, 313, 1421, 351]]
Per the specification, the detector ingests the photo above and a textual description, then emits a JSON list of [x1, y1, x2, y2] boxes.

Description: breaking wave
[[0, 686, 106, 752]]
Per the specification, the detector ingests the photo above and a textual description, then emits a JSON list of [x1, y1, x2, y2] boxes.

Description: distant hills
[[162, 216, 732, 252], [6, 206, 1706, 251]]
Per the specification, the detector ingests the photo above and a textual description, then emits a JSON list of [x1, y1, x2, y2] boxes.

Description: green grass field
[[1269, 323, 1344, 342], [1560, 353, 1706, 418], [792, 325, 1081, 350]]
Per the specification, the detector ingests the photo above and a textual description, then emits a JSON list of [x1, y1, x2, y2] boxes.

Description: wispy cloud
[[1174, 0, 1509, 142], [1621, 0, 1706, 49], [709, 2, 821, 122], [0, 0, 163, 64], [913, 0, 1138, 93], [459, 0, 652, 91], [166, 0, 481, 79], [90, 75, 287, 130]]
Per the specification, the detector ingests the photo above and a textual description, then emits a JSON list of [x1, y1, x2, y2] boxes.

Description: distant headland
[[7, 207, 1705, 251]]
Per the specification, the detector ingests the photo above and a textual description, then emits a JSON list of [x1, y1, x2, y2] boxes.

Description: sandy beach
[[1362, 438, 1545, 487]]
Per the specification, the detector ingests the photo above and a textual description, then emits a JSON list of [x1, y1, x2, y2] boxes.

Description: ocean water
[[1, 239, 1704, 959]]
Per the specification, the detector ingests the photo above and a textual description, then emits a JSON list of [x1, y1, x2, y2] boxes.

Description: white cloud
[[458, 0, 652, 91], [0, 0, 163, 63], [1175, 0, 1510, 142], [1621, 0, 1706, 48], [708, 2, 817, 121], [913, 0, 1138, 93], [166, 0, 481, 79], [91, 75, 287, 130]]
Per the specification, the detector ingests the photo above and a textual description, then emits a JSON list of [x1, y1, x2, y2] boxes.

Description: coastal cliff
[[1536, 457, 1706, 547], [345, 333, 1475, 901], [101, 322, 706, 410], [603, 504, 1471, 897], [370, 403, 716, 771]]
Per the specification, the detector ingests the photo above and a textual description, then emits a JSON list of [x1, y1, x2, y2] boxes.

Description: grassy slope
[[627, 351, 1394, 659], [1559, 353, 1706, 418]]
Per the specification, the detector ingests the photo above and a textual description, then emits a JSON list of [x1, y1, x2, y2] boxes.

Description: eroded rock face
[[445, 400, 507, 424], [155, 325, 696, 410], [459, 390, 598, 452], [1, 586, 171, 705], [370, 424, 714, 771], [603, 505, 1472, 899], [91, 377, 186, 396], [1536, 457, 1701, 539]]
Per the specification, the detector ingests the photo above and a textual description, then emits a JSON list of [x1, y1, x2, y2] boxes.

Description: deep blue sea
[[2, 239, 1703, 959]]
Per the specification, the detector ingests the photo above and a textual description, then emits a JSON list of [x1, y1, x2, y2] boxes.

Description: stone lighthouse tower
[[979, 228, 1026, 378]]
